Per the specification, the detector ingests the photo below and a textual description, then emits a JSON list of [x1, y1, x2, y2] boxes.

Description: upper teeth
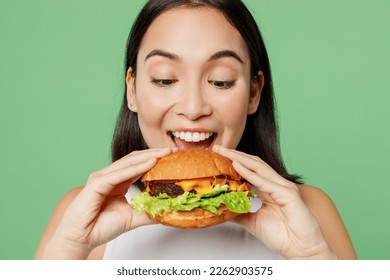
[[172, 131, 214, 142]]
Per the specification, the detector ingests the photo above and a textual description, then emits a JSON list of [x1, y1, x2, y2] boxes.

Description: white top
[[103, 187, 284, 260]]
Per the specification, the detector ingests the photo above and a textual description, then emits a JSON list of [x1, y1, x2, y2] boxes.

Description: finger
[[101, 199, 157, 231], [82, 158, 158, 202], [213, 145, 292, 187], [213, 144, 262, 162], [234, 160, 311, 226], [231, 212, 261, 238], [99, 148, 174, 175], [232, 160, 299, 205], [127, 208, 156, 230], [89, 200, 156, 244], [258, 192, 275, 204], [69, 158, 157, 223]]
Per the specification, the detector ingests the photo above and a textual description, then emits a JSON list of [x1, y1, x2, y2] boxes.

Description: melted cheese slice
[[176, 177, 250, 195]]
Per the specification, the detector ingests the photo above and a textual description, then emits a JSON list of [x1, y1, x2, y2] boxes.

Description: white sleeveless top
[[103, 187, 284, 260]]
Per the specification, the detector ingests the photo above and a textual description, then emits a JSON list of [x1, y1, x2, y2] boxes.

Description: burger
[[130, 149, 252, 228]]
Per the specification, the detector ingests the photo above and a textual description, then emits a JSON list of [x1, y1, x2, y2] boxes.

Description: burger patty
[[147, 181, 188, 197]]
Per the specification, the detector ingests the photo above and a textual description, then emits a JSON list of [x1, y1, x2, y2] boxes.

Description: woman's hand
[[43, 148, 175, 259], [212, 145, 337, 260]]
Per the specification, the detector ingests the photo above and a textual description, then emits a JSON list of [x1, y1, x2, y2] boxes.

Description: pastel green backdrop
[[1, 0, 389, 259]]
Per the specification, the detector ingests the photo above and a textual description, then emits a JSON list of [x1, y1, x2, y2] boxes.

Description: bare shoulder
[[34, 186, 105, 260], [298, 184, 334, 209], [55, 186, 85, 209], [298, 184, 357, 259]]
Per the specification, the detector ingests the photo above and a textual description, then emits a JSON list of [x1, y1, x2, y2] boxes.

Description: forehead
[[138, 7, 250, 63]]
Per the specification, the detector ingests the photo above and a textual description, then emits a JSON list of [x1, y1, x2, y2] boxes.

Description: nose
[[174, 85, 213, 120]]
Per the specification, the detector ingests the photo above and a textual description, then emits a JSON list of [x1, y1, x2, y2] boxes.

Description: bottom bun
[[148, 205, 240, 229]]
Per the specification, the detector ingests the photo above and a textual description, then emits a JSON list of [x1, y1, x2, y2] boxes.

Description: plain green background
[[1, 0, 389, 259]]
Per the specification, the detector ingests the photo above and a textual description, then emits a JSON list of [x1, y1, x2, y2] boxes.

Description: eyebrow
[[145, 50, 181, 61], [144, 49, 244, 64], [208, 50, 244, 64]]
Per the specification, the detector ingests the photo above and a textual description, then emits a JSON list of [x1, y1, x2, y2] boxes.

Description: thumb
[[127, 208, 156, 231], [232, 212, 257, 235]]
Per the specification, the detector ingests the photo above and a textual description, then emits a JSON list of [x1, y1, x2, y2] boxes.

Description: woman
[[35, 0, 357, 259]]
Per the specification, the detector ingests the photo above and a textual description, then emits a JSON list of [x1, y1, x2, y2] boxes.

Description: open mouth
[[169, 131, 216, 150]]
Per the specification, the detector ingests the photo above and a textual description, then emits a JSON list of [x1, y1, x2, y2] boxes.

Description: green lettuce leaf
[[130, 184, 251, 217]]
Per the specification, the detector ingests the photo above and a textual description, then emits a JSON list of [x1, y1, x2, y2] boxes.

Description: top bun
[[142, 149, 240, 182]]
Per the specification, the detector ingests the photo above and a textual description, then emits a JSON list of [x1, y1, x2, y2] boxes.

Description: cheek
[[135, 81, 167, 125], [217, 89, 250, 147], [218, 90, 249, 125], [224, 107, 247, 139], [136, 93, 163, 127], [135, 93, 168, 149]]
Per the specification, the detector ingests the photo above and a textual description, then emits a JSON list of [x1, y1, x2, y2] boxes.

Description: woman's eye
[[209, 80, 235, 89], [151, 79, 178, 87]]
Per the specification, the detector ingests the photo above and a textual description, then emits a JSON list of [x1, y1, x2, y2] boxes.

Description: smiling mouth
[[170, 131, 216, 150]]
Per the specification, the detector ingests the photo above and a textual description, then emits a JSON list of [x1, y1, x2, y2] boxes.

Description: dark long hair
[[112, 0, 302, 184]]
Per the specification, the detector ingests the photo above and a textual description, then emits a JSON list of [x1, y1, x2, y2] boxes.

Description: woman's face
[[127, 7, 262, 150]]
